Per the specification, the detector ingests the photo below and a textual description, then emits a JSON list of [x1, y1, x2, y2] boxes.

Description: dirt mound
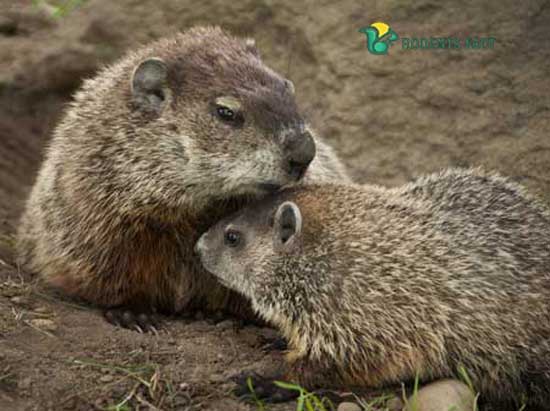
[[0, 0, 549, 409]]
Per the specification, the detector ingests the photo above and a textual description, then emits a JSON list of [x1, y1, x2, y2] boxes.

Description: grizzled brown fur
[[16, 27, 348, 317], [197, 168, 550, 409]]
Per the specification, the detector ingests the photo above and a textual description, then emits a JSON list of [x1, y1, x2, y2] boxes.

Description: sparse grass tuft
[[71, 358, 187, 410], [516, 394, 528, 411], [246, 377, 267, 411], [244, 379, 336, 411], [456, 365, 480, 411], [354, 392, 396, 411], [273, 381, 335, 411], [401, 372, 421, 411]]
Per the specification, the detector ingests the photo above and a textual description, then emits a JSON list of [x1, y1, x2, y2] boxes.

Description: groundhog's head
[[73, 26, 317, 213], [195, 189, 330, 320]]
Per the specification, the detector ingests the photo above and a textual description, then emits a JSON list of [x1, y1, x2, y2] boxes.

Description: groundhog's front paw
[[231, 371, 299, 403], [103, 309, 163, 334]]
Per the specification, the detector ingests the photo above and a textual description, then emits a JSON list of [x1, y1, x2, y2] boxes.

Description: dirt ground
[[0, 0, 549, 410]]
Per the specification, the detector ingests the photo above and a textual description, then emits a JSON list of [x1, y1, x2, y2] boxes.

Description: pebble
[[337, 402, 361, 411], [99, 374, 114, 383], [209, 373, 225, 383], [18, 377, 32, 390], [29, 318, 57, 332], [404, 379, 475, 411]]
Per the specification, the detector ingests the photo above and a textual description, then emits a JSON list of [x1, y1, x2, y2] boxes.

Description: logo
[[359, 22, 496, 55], [359, 22, 399, 55]]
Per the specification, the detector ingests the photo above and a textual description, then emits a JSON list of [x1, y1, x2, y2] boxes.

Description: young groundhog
[[196, 168, 550, 409], [16, 26, 349, 330]]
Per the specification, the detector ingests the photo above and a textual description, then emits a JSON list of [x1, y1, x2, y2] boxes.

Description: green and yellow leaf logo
[[359, 22, 399, 55]]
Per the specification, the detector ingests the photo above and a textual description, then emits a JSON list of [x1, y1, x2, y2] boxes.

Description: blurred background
[[0, 1, 549, 409]]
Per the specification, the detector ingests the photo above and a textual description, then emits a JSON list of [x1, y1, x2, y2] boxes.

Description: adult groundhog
[[196, 168, 550, 409], [16, 26, 349, 331]]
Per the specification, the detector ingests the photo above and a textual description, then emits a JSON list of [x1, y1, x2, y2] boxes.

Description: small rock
[[209, 373, 225, 383], [216, 320, 234, 330], [34, 306, 49, 313], [404, 379, 474, 411], [99, 374, 114, 383], [29, 318, 57, 332], [337, 402, 361, 411], [18, 377, 32, 390]]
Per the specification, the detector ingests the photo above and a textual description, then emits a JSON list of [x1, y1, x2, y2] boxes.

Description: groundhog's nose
[[284, 130, 316, 180]]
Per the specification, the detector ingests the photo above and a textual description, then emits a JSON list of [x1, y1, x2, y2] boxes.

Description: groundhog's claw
[[104, 309, 163, 334], [231, 371, 299, 403], [260, 335, 288, 352]]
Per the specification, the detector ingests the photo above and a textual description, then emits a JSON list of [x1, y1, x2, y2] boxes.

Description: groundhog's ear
[[245, 38, 261, 58], [284, 79, 295, 95], [131, 57, 168, 114], [273, 201, 302, 251]]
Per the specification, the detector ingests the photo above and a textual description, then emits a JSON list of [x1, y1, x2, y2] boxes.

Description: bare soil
[[0, 0, 549, 410]]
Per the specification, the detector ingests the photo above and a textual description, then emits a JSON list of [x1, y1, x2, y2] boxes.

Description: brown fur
[[197, 168, 550, 409], [16, 26, 349, 317]]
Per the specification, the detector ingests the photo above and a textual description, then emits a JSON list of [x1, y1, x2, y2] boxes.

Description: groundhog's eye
[[216, 105, 238, 122], [224, 230, 241, 247]]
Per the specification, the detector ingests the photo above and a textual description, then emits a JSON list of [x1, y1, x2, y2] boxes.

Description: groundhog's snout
[[283, 130, 316, 180]]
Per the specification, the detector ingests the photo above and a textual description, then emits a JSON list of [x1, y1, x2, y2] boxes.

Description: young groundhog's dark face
[[196, 196, 306, 305], [122, 27, 316, 209]]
